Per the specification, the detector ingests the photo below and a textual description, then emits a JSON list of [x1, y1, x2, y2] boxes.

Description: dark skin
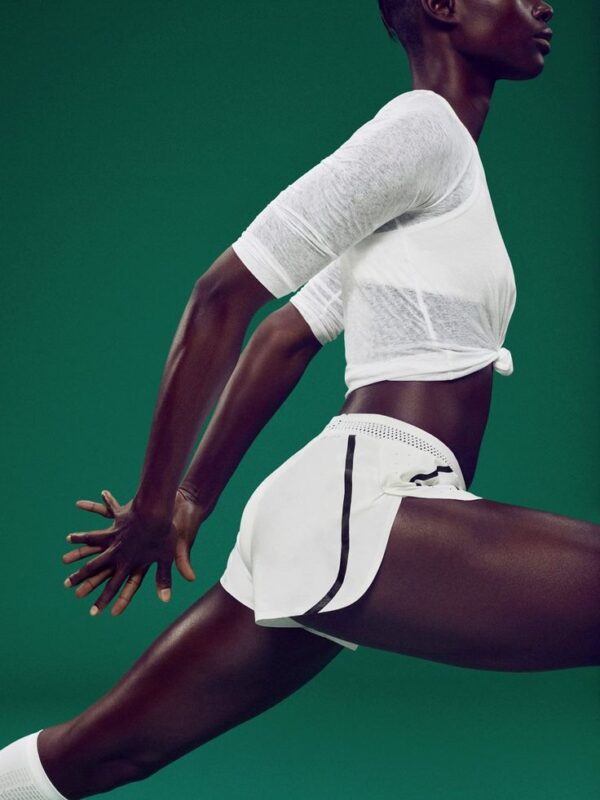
[[29, 2, 600, 798]]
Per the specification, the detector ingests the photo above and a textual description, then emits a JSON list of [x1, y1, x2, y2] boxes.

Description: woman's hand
[[63, 488, 208, 616], [170, 486, 210, 580], [63, 490, 177, 616]]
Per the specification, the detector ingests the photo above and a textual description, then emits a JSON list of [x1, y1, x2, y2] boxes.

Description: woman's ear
[[420, 0, 458, 28]]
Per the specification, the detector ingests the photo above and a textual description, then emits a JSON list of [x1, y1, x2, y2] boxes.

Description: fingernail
[[64, 578, 72, 588], [90, 605, 99, 616], [66, 535, 72, 542], [159, 589, 171, 602]]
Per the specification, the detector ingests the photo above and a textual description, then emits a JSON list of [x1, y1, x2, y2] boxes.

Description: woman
[[1, 1, 597, 797]]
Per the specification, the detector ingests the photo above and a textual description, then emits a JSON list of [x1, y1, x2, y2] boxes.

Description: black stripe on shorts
[[302, 434, 356, 615]]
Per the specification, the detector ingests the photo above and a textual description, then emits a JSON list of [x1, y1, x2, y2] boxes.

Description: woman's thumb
[[175, 544, 196, 581]]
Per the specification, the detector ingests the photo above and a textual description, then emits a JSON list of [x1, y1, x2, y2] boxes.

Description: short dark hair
[[377, 0, 422, 51]]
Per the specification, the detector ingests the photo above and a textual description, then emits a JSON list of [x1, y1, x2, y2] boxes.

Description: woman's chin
[[500, 57, 547, 81]]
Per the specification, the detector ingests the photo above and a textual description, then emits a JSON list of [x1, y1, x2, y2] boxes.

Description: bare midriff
[[338, 364, 495, 489]]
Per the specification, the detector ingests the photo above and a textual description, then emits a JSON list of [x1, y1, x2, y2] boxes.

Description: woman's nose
[[533, 2, 554, 24]]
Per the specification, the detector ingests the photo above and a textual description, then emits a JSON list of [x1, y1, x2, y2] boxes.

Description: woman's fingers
[[75, 499, 112, 518], [66, 530, 115, 546], [62, 544, 104, 564], [100, 489, 121, 515], [111, 568, 149, 617], [155, 560, 172, 602], [64, 550, 113, 589], [73, 568, 113, 598], [89, 567, 129, 616], [74, 490, 121, 519]]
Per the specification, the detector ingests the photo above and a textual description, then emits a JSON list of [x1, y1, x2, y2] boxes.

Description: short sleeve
[[289, 258, 343, 345], [232, 92, 473, 298]]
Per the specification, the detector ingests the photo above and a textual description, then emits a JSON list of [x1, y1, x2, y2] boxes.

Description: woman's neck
[[408, 51, 496, 143]]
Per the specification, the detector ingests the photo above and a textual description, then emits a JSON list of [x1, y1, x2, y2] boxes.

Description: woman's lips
[[532, 28, 553, 54], [533, 37, 552, 53]]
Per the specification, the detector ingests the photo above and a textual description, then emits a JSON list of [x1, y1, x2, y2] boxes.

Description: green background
[[1, 1, 598, 798]]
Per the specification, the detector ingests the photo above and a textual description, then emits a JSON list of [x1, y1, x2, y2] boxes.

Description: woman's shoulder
[[377, 89, 451, 116], [375, 90, 466, 138], [372, 93, 475, 183], [346, 89, 470, 169]]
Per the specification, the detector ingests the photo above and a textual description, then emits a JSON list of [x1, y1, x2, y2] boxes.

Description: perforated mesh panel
[[0, 766, 49, 799], [321, 417, 451, 464]]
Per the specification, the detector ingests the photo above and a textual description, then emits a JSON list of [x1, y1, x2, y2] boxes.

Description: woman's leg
[[35, 583, 343, 799], [292, 497, 600, 671]]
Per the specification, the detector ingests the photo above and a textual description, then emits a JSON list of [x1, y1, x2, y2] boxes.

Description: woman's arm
[[130, 246, 274, 524], [179, 256, 343, 517], [178, 303, 323, 518], [133, 95, 464, 524], [65, 267, 341, 607], [64, 246, 277, 612]]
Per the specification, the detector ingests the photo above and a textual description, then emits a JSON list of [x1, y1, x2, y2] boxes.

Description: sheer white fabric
[[234, 90, 516, 394]]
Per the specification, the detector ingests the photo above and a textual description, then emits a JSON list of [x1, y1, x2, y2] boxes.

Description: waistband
[[318, 413, 465, 488]]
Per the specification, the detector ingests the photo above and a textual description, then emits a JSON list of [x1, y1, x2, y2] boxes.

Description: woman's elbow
[[256, 304, 323, 357], [193, 246, 276, 318]]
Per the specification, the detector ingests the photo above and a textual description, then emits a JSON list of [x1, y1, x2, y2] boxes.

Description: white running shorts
[[220, 413, 482, 650]]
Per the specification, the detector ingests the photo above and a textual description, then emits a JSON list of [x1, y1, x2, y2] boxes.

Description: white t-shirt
[[232, 89, 516, 396]]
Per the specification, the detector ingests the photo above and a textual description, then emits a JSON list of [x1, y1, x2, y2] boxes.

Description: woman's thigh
[[292, 497, 600, 671], [39, 584, 344, 797]]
